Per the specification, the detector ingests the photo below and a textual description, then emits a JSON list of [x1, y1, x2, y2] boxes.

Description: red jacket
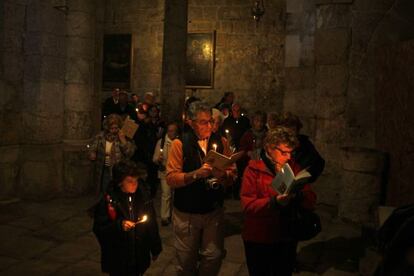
[[240, 159, 317, 243]]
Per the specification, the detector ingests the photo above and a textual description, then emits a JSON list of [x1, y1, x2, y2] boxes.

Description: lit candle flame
[[213, 144, 217, 151], [160, 148, 163, 152], [134, 214, 148, 225], [225, 129, 229, 134], [86, 144, 90, 148], [135, 108, 139, 112]]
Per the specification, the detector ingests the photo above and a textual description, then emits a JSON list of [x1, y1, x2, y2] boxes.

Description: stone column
[[19, 1, 67, 199], [160, 0, 188, 122], [312, 0, 352, 206], [0, 1, 25, 198], [63, 0, 97, 195]]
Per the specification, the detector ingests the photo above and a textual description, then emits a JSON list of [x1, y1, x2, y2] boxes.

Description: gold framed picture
[[185, 31, 215, 89]]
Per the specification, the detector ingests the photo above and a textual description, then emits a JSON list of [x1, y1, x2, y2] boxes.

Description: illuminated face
[[109, 123, 120, 135], [232, 104, 241, 118], [266, 143, 294, 171], [167, 124, 178, 140], [112, 88, 120, 98], [252, 116, 265, 131], [120, 176, 138, 193], [191, 111, 213, 140]]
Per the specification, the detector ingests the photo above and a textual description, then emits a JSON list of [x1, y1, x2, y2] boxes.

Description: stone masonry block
[[66, 12, 95, 37], [285, 34, 301, 67], [283, 89, 316, 118], [24, 55, 66, 82], [0, 163, 18, 197], [22, 112, 63, 144], [66, 37, 95, 59], [0, 111, 21, 145], [20, 161, 63, 199], [203, 7, 218, 20], [64, 111, 94, 140], [287, 0, 304, 13], [316, 4, 351, 29], [3, 2, 26, 32], [2, 53, 24, 82], [285, 67, 315, 90], [24, 81, 64, 116], [65, 57, 93, 84], [24, 33, 66, 57], [315, 28, 350, 65], [315, 116, 346, 144], [64, 84, 94, 112], [316, 64, 347, 97]]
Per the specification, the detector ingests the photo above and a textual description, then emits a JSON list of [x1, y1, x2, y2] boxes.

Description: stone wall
[[103, 0, 165, 100], [186, 0, 285, 112], [0, 0, 101, 200]]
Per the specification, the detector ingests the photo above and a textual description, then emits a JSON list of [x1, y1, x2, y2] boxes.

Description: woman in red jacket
[[241, 127, 317, 276]]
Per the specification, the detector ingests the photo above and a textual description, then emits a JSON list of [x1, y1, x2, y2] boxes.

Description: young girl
[[93, 161, 162, 276]]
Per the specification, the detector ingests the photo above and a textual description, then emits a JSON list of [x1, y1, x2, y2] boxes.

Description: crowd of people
[[89, 89, 325, 276]]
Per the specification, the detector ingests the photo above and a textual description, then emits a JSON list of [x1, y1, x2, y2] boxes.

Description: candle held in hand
[[213, 144, 217, 151]]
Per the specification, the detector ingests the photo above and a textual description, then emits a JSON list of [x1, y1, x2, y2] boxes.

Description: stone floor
[[0, 192, 368, 276]]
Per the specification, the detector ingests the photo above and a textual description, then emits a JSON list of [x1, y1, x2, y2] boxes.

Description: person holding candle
[[93, 161, 162, 276], [167, 101, 236, 276], [152, 122, 180, 226]]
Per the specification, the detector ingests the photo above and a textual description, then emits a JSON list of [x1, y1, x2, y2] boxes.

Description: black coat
[[294, 135, 325, 183], [93, 184, 162, 274]]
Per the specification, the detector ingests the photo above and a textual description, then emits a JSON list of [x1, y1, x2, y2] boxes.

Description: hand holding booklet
[[271, 163, 312, 195], [203, 150, 244, 170]]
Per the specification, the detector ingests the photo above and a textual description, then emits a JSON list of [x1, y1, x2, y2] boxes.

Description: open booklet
[[203, 150, 244, 170], [121, 117, 139, 139], [271, 163, 312, 195]]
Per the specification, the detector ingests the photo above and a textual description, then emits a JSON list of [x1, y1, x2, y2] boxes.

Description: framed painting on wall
[[185, 31, 215, 89], [102, 34, 133, 91]]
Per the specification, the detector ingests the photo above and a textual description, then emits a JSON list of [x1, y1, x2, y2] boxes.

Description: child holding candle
[[93, 161, 162, 275]]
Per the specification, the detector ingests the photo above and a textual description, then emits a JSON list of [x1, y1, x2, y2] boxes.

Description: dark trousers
[[243, 240, 297, 276]]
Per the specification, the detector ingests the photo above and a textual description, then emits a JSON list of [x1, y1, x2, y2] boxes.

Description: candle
[[241, 113, 245, 116], [135, 214, 148, 225], [86, 144, 90, 149], [225, 129, 229, 134], [135, 108, 139, 112], [213, 144, 217, 151], [160, 148, 163, 153]]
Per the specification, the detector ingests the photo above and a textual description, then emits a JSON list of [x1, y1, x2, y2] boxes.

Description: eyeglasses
[[196, 119, 214, 126], [273, 147, 294, 157]]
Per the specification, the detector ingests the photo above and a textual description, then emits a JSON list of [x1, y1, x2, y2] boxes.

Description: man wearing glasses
[[167, 101, 236, 276]]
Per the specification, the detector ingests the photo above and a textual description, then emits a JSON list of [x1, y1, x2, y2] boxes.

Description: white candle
[[213, 144, 217, 151]]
